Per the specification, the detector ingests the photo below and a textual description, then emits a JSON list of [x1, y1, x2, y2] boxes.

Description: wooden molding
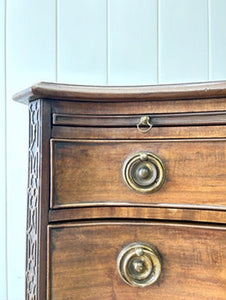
[[13, 80, 226, 104]]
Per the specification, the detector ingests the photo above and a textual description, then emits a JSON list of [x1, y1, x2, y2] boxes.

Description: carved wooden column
[[25, 100, 51, 300]]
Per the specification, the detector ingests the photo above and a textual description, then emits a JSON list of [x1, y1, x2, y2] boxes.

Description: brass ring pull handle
[[117, 242, 162, 287], [137, 116, 152, 133], [123, 152, 165, 193]]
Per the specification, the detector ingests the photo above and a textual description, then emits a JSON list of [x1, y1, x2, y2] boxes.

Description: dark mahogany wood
[[52, 125, 226, 140], [13, 81, 226, 300], [13, 80, 226, 103], [52, 111, 226, 127], [50, 139, 226, 209], [48, 221, 226, 300], [52, 97, 226, 115], [48, 206, 226, 224]]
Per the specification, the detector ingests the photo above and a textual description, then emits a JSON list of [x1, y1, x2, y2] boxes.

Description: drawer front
[[48, 222, 226, 300], [50, 139, 226, 209]]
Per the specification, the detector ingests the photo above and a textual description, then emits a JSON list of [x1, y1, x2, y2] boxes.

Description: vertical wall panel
[[159, 0, 208, 83], [6, 0, 56, 299], [58, 0, 107, 84], [0, 0, 7, 299], [209, 0, 226, 80], [109, 0, 158, 85]]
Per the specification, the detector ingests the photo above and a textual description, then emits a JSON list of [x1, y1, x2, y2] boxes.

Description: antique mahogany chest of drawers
[[14, 81, 226, 300]]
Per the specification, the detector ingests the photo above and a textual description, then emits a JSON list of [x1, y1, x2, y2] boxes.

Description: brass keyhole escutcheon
[[123, 152, 165, 193], [117, 242, 162, 287]]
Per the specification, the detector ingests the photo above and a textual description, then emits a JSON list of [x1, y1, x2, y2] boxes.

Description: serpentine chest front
[[14, 81, 226, 299]]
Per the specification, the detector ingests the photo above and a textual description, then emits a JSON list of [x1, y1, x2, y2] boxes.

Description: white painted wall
[[0, 0, 6, 299], [1, 0, 226, 299]]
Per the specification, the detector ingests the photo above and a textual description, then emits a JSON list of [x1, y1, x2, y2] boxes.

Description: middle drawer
[[50, 139, 226, 209]]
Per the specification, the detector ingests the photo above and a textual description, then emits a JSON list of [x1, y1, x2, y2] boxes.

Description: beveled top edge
[[13, 80, 226, 104]]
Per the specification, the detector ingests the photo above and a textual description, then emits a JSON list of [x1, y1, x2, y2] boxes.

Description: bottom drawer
[[48, 222, 226, 300]]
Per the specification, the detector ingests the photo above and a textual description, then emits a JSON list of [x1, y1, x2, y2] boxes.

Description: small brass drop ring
[[137, 116, 152, 133]]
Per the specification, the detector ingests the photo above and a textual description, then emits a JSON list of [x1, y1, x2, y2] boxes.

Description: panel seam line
[[207, 0, 211, 80], [56, 0, 58, 82], [5, 0, 8, 297], [106, 0, 109, 85], [157, 0, 160, 83]]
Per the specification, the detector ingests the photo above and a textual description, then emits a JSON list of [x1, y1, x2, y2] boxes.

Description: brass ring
[[117, 242, 162, 287], [123, 152, 165, 193], [137, 116, 152, 133]]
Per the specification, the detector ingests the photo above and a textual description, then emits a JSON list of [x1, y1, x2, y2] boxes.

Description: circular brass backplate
[[123, 152, 165, 193], [117, 242, 162, 287]]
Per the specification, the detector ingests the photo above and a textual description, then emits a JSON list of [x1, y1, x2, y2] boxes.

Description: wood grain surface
[[52, 98, 226, 116], [13, 81, 226, 104], [48, 221, 226, 300], [50, 139, 226, 209], [15, 82, 226, 299], [48, 206, 226, 224], [52, 111, 226, 127], [52, 125, 226, 140]]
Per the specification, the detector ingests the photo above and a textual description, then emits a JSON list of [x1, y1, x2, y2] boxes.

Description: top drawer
[[53, 111, 226, 127], [52, 111, 226, 140]]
